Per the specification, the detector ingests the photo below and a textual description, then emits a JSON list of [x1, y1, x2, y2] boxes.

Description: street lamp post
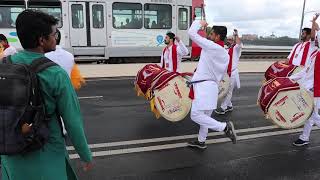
[[298, 0, 307, 40]]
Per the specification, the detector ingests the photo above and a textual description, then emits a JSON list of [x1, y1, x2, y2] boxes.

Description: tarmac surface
[[66, 73, 320, 180]]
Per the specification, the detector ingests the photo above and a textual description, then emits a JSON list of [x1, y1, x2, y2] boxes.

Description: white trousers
[[191, 108, 227, 142], [221, 76, 236, 110], [299, 106, 320, 141]]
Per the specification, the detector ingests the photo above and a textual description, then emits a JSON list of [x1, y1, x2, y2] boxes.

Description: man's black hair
[[0, 34, 8, 44], [302, 27, 311, 35], [15, 9, 58, 49], [56, 29, 61, 45], [212, 26, 227, 41], [166, 32, 176, 41]]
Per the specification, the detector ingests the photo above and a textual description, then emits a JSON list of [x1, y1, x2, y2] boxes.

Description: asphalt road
[[69, 73, 320, 180]]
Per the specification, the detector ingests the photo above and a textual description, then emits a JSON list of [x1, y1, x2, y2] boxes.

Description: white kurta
[[189, 21, 229, 110], [288, 40, 317, 66], [289, 37, 319, 141], [160, 40, 189, 72], [45, 45, 75, 77], [3, 46, 17, 57], [188, 21, 229, 141]]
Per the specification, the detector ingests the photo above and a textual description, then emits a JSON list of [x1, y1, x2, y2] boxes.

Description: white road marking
[[86, 77, 135, 82], [69, 127, 319, 159], [78, 96, 103, 100]]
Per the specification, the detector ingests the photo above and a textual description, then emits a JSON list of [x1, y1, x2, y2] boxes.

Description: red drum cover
[[264, 61, 297, 81]]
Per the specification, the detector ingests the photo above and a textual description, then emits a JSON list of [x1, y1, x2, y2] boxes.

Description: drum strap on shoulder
[[186, 79, 215, 87]]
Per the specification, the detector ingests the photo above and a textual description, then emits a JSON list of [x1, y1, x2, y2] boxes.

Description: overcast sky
[[205, 0, 319, 38]]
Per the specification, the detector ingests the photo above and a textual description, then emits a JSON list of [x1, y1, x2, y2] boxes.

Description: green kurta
[[1, 50, 92, 180]]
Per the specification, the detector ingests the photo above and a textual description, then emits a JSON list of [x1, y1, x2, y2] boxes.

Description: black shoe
[[215, 108, 226, 115], [187, 140, 207, 149], [293, 139, 309, 147], [225, 106, 233, 112], [224, 121, 237, 144]]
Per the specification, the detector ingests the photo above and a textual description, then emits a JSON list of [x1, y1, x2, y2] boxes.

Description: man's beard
[[164, 41, 169, 45]]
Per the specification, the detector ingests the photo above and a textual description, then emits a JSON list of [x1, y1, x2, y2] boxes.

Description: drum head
[[218, 74, 231, 104], [153, 76, 191, 122], [267, 88, 313, 129]]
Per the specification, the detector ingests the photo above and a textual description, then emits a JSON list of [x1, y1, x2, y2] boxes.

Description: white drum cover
[[153, 76, 191, 122]]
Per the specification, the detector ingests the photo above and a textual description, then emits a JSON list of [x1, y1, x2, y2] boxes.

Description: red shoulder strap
[[227, 45, 235, 77], [288, 43, 301, 65], [314, 52, 320, 97], [300, 42, 310, 66], [172, 44, 178, 72]]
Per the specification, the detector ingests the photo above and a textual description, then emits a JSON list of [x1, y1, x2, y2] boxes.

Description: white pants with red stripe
[[299, 106, 320, 141], [191, 108, 226, 142]]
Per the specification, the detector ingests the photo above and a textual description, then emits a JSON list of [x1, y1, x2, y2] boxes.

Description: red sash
[[314, 52, 320, 97], [227, 45, 235, 77], [162, 44, 178, 72]]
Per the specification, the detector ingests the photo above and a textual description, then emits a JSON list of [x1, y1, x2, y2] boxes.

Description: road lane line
[[67, 125, 278, 150], [69, 127, 319, 159], [78, 96, 103, 99]]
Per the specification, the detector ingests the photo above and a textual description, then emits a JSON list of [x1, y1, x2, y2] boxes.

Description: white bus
[[0, 0, 205, 62]]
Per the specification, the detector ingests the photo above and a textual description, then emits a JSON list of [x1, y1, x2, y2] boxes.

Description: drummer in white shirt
[[45, 29, 74, 77], [290, 14, 320, 146], [160, 32, 189, 72], [287, 27, 317, 67], [187, 20, 237, 150], [216, 29, 243, 115]]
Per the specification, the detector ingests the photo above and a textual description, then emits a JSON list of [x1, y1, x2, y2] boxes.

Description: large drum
[[264, 61, 301, 81], [257, 77, 313, 129], [153, 76, 191, 122], [135, 64, 191, 122]]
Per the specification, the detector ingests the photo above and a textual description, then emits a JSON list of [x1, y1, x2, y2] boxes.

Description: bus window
[[144, 4, 172, 29], [194, 7, 203, 20], [28, 1, 62, 27], [0, 6, 24, 28], [178, 8, 188, 30], [71, 4, 84, 29], [29, 7, 62, 27], [92, 4, 104, 29], [112, 3, 142, 29]]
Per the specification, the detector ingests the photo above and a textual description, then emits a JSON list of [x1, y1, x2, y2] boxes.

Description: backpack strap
[[28, 57, 66, 137], [29, 57, 57, 73]]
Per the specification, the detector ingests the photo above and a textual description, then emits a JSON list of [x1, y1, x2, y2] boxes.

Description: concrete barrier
[[78, 60, 277, 78]]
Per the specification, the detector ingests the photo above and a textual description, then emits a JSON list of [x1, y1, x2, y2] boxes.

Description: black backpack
[[0, 56, 57, 155]]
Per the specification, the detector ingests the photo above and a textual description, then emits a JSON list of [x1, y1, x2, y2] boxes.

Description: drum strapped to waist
[[135, 64, 231, 122], [257, 77, 313, 129], [187, 74, 230, 104]]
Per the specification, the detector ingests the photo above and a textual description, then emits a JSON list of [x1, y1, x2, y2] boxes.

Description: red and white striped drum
[[257, 77, 313, 129]]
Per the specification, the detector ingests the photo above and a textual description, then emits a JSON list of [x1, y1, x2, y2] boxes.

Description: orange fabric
[[71, 64, 85, 90]]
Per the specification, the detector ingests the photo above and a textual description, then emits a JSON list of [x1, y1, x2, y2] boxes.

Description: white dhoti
[[221, 69, 240, 110], [191, 81, 227, 142], [300, 98, 320, 141]]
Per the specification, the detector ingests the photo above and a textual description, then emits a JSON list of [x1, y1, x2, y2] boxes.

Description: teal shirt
[[1, 50, 92, 180]]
